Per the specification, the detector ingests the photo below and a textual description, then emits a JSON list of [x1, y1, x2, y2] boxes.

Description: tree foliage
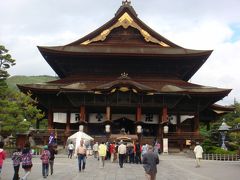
[[201, 101, 240, 153], [0, 87, 45, 135], [0, 45, 16, 80], [0, 44, 45, 135]]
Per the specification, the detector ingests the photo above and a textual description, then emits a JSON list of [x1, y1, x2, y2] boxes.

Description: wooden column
[[194, 113, 200, 135], [66, 112, 71, 134], [106, 106, 111, 121], [176, 114, 183, 151], [162, 106, 168, 123], [136, 106, 142, 122], [136, 106, 142, 142], [48, 109, 53, 130], [80, 106, 85, 122], [176, 114, 181, 134], [79, 106, 86, 133]]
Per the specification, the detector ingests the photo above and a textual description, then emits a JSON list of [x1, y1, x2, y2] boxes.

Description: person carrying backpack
[[40, 145, 51, 178], [21, 142, 32, 180], [12, 147, 22, 180]]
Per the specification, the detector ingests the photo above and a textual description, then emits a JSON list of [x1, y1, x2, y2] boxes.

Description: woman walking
[[40, 145, 51, 178], [12, 147, 22, 180], [21, 142, 33, 180]]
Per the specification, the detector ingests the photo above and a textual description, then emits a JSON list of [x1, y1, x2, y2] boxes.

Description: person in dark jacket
[[142, 145, 159, 180], [48, 145, 57, 175]]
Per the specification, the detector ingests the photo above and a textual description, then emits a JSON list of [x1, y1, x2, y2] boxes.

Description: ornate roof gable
[[81, 12, 170, 47], [68, 2, 180, 48]]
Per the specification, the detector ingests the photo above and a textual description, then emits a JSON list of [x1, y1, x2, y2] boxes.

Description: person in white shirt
[[194, 142, 203, 167], [93, 142, 99, 159], [68, 142, 74, 159], [118, 141, 126, 168]]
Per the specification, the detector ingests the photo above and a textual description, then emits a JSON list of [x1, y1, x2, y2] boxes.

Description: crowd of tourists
[[0, 141, 57, 180], [90, 140, 161, 165], [0, 139, 161, 179], [70, 139, 160, 179]]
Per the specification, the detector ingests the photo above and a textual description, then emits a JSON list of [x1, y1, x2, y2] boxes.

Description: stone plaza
[[1, 154, 240, 180]]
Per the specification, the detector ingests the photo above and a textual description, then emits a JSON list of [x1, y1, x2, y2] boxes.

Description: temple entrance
[[111, 118, 135, 134]]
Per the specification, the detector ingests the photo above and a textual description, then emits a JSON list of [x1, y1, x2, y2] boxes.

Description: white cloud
[[1, 0, 240, 105]]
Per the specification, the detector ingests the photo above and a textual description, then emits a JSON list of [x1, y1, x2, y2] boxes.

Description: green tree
[[0, 44, 46, 135], [201, 102, 240, 153], [0, 45, 16, 80], [0, 88, 45, 134]]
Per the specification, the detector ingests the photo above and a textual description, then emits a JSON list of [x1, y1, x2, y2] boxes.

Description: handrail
[[203, 153, 239, 161]]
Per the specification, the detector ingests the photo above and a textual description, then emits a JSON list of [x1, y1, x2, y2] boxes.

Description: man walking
[[142, 145, 159, 180], [76, 140, 86, 172], [194, 142, 203, 167], [118, 141, 126, 168], [98, 142, 107, 168]]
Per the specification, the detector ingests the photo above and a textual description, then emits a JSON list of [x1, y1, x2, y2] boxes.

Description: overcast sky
[[1, 0, 240, 105]]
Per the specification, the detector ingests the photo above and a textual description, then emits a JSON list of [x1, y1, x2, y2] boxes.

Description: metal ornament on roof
[[120, 72, 128, 79], [122, 0, 131, 5]]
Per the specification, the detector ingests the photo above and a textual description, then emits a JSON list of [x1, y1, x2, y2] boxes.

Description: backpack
[[41, 150, 50, 164]]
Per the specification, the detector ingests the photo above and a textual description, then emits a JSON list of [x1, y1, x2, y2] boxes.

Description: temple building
[[18, 1, 232, 150]]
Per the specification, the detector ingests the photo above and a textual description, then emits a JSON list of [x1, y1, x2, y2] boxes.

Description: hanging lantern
[[163, 125, 169, 134], [137, 125, 142, 134], [105, 124, 110, 133], [79, 125, 84, 132]]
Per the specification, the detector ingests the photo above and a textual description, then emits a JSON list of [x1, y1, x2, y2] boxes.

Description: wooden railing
[[203, 154, 239, 161]]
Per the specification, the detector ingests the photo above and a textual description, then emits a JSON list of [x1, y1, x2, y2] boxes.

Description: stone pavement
[[1, 154, 240, 180]]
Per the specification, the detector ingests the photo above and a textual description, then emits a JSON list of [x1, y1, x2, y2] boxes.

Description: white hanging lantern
[[137, 125, 142, 134], [163, 125, 169, 134], [105, 124, 110, 133], [79, 125, 84, 132]]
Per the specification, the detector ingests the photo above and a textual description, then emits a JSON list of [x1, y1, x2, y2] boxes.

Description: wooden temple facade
[[18, 1, 231, 150]]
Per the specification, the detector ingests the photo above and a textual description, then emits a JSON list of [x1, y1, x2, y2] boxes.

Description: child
[[40, 145, 50, 178], [12, 147, 22, 180], [0, 141, 6, 179], [21, 142, 33, 180]]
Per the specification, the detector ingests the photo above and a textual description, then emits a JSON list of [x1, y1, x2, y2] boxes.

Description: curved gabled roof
[[67, 2, 180, 47], [37, 2, 212, 80]]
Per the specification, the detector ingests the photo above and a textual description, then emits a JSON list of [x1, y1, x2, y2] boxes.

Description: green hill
[[6, 75, 58, 91]]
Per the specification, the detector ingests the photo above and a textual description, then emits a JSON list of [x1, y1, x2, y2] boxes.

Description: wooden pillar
[[79, 106, 87, 133], [159, 110, 163, 152], [176, 114, 182, 151], [48, 109, 53, 130], [80, 106, 85, 122], [194, 113, 200, 135], [162, 106, 168, 123], [158, 124, 163, 152], [136, 106, 142, 142], [176, 114, 181, 134], [66, 112, 71, 134], [136, 106, 142, 121], [106, 106, 111, 121]]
